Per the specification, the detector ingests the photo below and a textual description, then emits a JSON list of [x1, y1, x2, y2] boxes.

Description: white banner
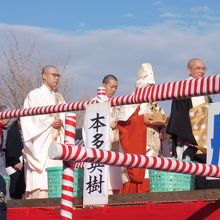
[[207, 102, 220, 179], [83, 102, 110, 205]]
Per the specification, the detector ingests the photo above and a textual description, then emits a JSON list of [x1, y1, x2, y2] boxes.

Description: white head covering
[[135, 63, 155, 88], [117, 63, 155, 121]]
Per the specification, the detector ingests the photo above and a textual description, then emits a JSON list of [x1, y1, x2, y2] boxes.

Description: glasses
[[190, 66, 207, 71], [48, 73, 61, 78]]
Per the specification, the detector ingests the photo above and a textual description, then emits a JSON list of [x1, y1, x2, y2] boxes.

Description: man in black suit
[[5, 119, 25, 199]]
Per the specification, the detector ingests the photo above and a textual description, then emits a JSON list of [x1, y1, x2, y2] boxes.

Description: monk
[[21, 65, 65, 199]]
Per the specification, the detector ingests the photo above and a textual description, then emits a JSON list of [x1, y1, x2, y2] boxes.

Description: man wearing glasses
[[167, 58, 220, 189], [21, 65, 65, 199]]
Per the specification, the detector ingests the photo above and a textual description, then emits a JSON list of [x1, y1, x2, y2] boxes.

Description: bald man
[[21, 65, 65, 199], [167, 58, 207, 159], [167, 58, 220, 189]]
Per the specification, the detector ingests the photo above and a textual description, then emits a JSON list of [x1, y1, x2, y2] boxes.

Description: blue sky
[[1, 0, 220, 31], [1, 0, 220, 112]]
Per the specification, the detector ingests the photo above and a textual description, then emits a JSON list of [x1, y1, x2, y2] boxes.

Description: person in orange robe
[[117, 63, 167, 194], [117, 106, 149, 193]]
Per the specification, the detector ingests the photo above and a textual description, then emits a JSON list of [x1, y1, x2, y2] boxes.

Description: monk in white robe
[[83, 75, 122, 194], [21, 65, 65, 199]]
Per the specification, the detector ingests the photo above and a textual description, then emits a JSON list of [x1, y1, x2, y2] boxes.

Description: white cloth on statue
[[21, 84, 65, 193]]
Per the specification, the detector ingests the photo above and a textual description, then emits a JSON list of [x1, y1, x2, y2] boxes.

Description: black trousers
[[194, 154, 220, 189], [0, 203, 7, 220], [9, 169, 25, 199]]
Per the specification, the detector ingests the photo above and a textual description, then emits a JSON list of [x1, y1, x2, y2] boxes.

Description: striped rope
[[1, 75, 220, 119], [73, 162, 84, 169], [48, 144, 220, 178]]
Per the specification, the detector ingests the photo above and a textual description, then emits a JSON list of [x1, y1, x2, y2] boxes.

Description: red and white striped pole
[[61, 113, 76, 220], [1, 75, 220, 119], [49, 144, 220, 179]]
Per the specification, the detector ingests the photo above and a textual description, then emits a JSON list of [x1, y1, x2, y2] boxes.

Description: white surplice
[[21, 84, 65, 193]]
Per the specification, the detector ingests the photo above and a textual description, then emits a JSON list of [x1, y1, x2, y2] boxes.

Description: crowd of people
[[0, 58, 220, 214]]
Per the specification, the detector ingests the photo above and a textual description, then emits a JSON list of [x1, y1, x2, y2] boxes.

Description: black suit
[[5, 120, 25, 199]]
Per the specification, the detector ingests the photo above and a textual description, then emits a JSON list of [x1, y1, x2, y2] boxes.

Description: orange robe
[[117, 106, 150, 193]]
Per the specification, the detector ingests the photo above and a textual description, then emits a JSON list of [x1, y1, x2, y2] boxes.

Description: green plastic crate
[[3, 176, 10, 199], [73, 168, 84, 197], [149, 169, 195, 192], [3, 176, 10, 187], [46, 167, 84, 198]]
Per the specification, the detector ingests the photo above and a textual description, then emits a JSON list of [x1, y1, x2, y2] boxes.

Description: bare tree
[[0, 34, 40, 108], [0, 34, 72, 109], [0, 34, 91, 129]]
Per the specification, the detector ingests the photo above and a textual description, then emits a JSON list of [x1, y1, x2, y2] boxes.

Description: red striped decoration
[[1, 75, 220, 119], [61, 113, 76, 220], [49, 144, 220, 179]]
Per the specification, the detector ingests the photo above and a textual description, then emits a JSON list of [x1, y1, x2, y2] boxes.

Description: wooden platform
[[7, 188, 220, 208]]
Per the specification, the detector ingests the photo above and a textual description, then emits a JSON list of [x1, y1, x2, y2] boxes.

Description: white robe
[[21, 84, 65, 192]]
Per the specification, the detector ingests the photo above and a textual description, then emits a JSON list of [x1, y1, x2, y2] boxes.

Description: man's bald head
[[187, 58, 206, 79], [187, 58, 204, 68], [102, 74, 118, 98]]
